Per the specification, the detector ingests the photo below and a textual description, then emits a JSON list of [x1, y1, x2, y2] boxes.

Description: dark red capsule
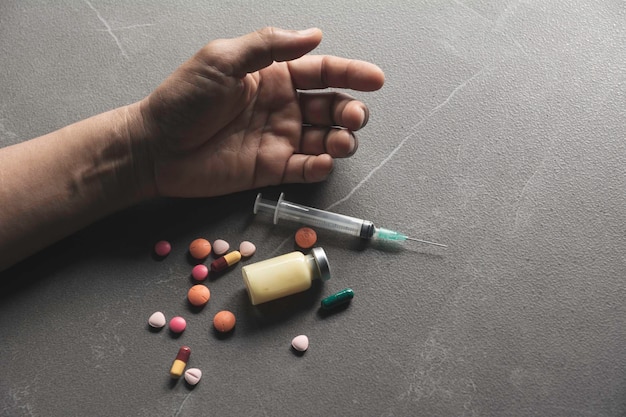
[[210, 251, 242, 272]]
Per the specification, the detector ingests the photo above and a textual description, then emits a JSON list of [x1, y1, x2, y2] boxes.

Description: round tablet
[[184, 368, 202, 386], [291, 335, 309, 352], [154, 240, 171, 257], [295, 227, 317, 249], [169, 316, 187, 333], [148, 311, 166, 328], [188, 285, 211, 307], [239, 241, 256, 257], [189, 238, 211, 259], [212, 239, 230, 256], [213, 310, 236, 333], [191, 264, 209, 281]]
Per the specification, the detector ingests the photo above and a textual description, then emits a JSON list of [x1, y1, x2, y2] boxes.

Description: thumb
[[201, 27, 323, 77]]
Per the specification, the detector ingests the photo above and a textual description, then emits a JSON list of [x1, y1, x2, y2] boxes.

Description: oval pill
[[169, 316, 187, 333], [239, 241, 256, 257], [184, 368, 202, 386], [148, 311, 166, 328], [291, 335, 309, 352], [191, 264, 209, 281], [170, 346, 191, 378], [211, 250, 242, 272], [154, 240, 171, 257], [212, 239, 230, 256], [295, 227, 317, 249], [189, 238, 212, 259], [321, 288, 354, 310], [213, 310, 236, 333], [187, 284, 211, 307]]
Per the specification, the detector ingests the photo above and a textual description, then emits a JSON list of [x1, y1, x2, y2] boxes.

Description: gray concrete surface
[[1, 1, 625, 416]]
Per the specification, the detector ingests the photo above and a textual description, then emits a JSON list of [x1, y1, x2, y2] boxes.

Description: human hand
[[136, 27, 385, 198]]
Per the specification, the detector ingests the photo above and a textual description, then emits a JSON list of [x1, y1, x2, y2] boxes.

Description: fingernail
[[360, 107, 369, 127], [348, 134, 359, 156], [298, 28, 320, 36]]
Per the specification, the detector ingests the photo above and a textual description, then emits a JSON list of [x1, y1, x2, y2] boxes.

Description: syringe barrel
[[254, 193, 375, 239]]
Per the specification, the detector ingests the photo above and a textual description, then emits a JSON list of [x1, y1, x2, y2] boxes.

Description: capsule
[[211, 250, 242, 272], [321, 288, 354, 310], [170, 346, 191, 378]]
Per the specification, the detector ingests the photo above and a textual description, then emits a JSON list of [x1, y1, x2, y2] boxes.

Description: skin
[[0, 27, 385, 271]]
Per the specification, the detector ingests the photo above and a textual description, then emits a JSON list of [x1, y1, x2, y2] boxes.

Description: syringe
[[253, 193, 447, 247]]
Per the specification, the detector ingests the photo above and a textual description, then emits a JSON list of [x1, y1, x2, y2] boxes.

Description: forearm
[[0, 102, 156, 271]]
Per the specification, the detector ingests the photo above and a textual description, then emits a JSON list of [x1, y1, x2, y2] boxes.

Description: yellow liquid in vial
[[242, 252, 314, 305]]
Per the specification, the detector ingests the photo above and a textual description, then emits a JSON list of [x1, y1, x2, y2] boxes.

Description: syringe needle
[[405, 236, 448, 248]]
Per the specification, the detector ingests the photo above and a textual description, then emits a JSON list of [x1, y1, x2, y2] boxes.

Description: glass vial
[[242, 247, 331, 305]]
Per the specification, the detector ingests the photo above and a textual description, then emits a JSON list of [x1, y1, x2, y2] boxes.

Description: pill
[[291, 335, 309, 352], [212, 239, 230, 256], [189, 238, 211, 259], [295, 227, 317, 249], [184, 368, 202, 386], [239, 241, 256, 257], [187, 284, 211, 307], [154, 240, 171, 257], [170, 346, 191, 378], [191, 264, 209, 281], [169, 316, 187, 333], [148, 311, 166, 328], [211, 251, 242, 272], [213, 310, 236, 333], [321, 288, 354, 310]]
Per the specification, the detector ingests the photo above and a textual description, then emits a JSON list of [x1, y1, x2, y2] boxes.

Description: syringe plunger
[[254, 193, 373, 238]]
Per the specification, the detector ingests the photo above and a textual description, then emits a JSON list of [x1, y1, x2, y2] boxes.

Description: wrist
[[119, 101, 159, 203], [73, 102, 158, 213]]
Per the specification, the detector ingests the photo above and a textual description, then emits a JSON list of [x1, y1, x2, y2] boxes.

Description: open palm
[[140, 28, 385, 198]]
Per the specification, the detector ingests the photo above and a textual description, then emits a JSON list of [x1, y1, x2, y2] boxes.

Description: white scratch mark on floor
[[513, 154, 549, 231], [173, 392, 192, 417], [97, 23, 154, 31], [510, 37, 531, 58], [453, 0, 493, 24], [269, 235, 293, 257], [325, 67, 488, 212], [84, 0, 128, 59]]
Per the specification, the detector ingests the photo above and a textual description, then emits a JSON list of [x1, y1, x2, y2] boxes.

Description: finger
[[300, 127, 358, 158], [281, 154, 334, 183], [288, 55, 385, 91], [300, 92, 370, 130], [200, 27, 323, 77]]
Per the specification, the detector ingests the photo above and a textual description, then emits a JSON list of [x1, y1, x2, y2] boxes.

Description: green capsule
[[321, 288, 354, 310]]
